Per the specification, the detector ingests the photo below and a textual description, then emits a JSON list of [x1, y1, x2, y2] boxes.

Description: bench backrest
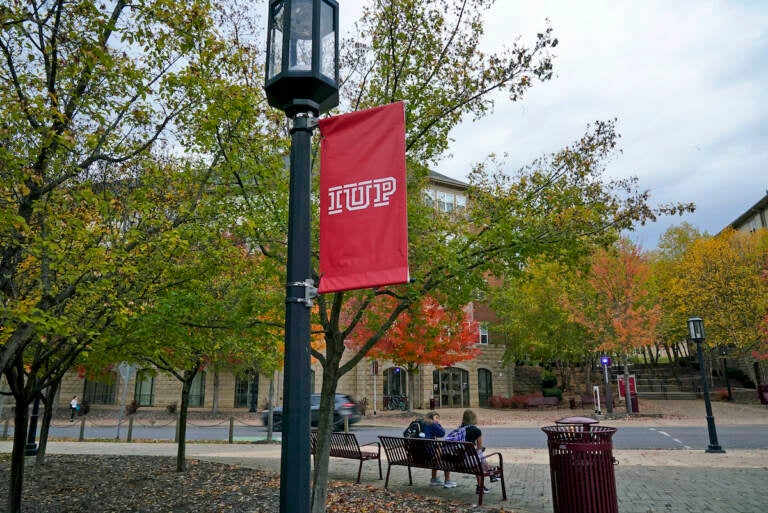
[[378, 436, 482, 473], [311, 431, 362, 457]]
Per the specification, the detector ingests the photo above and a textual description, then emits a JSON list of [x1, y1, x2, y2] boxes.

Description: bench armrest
[[483, 451, 504, 468], [360, 441, 381, 453]]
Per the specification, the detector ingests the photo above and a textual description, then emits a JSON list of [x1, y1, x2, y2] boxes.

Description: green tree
[[490, 257, 593, 393], [0, 1, 240, 510]]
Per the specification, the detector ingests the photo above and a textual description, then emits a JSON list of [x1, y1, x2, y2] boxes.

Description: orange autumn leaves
[[563, 240, 660, 354], [346, 295, 480, 368]]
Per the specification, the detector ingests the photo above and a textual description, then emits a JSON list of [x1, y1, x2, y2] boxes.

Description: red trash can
[[542, 419, 618, 513]]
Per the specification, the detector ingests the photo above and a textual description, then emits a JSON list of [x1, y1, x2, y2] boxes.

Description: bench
[[525, 396, 560, 409], [378, 436, 506, 506], [310, 431, 382, 483], [579, 392, 595, 408]]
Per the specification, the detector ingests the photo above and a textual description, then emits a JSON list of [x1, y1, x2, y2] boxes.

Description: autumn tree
[[563, 239, 661, 409], [647, 222, 706, 370], [347, 295, 480, 407], [665, 228, 768, 385]]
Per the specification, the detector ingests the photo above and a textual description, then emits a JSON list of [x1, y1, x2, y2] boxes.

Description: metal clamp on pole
[[286, 279, 318, 307]]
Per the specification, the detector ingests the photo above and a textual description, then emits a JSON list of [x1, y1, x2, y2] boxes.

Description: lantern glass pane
[[289, 0, 313, 70], [319, 0, 336, 79], [687, 318, 704, 340], [268, 2, 285, 79]]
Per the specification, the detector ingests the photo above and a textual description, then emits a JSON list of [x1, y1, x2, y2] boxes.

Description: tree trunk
[[507, 361, 516, 397], [266, 374, 275, 441], [311, 362, 342, 513], [36, 380, 60, 465], [176, 374, 193, 472], [7, 396, 30, 513], [212, 369, 220, 415]]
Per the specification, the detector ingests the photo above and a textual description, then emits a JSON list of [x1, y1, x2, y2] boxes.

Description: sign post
[[116, 362, 136, 440], [600, 356, 613, 414]]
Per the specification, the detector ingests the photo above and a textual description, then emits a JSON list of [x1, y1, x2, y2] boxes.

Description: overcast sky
[[338, 1, 768, 248]]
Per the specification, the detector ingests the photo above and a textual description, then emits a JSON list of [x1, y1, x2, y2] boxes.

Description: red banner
[[318, 102, 409, 293]]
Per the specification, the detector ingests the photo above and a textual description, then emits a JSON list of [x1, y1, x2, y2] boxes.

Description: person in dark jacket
[[422, 411, 456, 488]]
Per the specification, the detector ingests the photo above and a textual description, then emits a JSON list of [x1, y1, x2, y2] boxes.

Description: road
[[11, 422, 768, 450]]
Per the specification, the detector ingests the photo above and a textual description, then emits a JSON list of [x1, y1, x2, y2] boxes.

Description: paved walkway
[[2, 440, 765, 513], [3, 399, 767, 512]]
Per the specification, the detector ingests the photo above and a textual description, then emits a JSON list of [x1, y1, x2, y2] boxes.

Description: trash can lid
[[555, 416, 599, 425]]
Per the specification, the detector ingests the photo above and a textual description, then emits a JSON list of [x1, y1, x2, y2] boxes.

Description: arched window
[[383, 367, 407, 396], [478, 368, 493, 407]]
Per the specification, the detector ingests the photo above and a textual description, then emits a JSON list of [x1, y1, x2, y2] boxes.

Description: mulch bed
[[0, 454, 519, 513]]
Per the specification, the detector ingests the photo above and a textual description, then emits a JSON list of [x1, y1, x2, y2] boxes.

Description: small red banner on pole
[[317, 102, 409, 293]]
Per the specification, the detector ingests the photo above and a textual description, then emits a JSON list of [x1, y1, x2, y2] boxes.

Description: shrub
[[509, 395, 529, 409], [714, 388, 730, 401], [542, 388, 563, 401], [166, 402, 177, 414], [541, 370, 558, 388], [489, 395, 504, 408]]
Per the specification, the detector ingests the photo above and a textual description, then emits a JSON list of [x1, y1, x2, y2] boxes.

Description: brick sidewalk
[[4, 441, 765, 513]]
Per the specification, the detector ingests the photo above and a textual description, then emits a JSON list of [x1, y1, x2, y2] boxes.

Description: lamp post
[[687, 317, 725, 453], [265, 2, 339, 512], [719, 346, 734, 402]]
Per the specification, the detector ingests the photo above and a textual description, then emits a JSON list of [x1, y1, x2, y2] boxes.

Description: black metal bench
[[310, 431, 382, 483], [378, 436, 506, 506]]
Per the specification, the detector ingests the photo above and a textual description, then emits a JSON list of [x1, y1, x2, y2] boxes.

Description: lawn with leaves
[[1, 455, 519, 513]]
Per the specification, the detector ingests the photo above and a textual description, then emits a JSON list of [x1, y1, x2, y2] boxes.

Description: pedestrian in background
[[70, 395, 79, 421]]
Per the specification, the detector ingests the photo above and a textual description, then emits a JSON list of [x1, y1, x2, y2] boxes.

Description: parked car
[[262, 393, 362, 431]]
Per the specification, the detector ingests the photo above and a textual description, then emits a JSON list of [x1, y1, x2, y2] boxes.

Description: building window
[[455, 194, 466, 211], [83, 373, 117, 405], [383, 367, 407, 397], [134, 370, 155, 407], [235, 372, 260, 410], [479, 323, 489, 344], [424, 189, 436, 206], [437, 191, 454, 213], [478, 368, 493, 407], [188, 371, 205, 407]]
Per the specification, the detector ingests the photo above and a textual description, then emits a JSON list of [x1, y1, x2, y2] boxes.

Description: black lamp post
[[719, 346, 734, 402], [265, 2, 339, 512], [687, 317, 725, 453]]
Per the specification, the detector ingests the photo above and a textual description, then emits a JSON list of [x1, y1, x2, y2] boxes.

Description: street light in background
[[687, 317, 725, 453], [719, 345, 734, 402], [265, 1, 339, 512]]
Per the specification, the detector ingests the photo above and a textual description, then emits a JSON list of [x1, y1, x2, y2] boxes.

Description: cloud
[[341, 1, 768, 247]]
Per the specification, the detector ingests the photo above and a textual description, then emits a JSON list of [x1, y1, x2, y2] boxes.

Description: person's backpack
[[403, 419, 424, 438], [445, 425, 470, 442]]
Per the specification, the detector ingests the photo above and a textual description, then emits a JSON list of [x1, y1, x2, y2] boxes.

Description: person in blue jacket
[[422, 411, 457, 488]]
